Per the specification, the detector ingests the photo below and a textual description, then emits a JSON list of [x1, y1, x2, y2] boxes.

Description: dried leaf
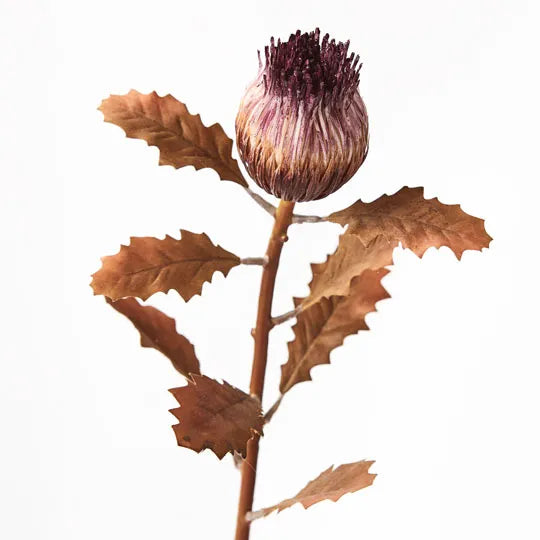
[[248, 460, 376, 520], [169, 375, 263, 459], [329, 186, 492, 259], [98, 90, 247, 187], [304, 234, 395, 310], [106, 297, 200, 378], [91, 229, 240, 301], [280, 268, 390, 395]]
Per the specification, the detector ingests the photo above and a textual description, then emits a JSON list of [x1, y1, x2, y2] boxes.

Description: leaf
[[248, 460, 376, 520], [169, 375, 263, 459], [98, 90, 248, 187], [304, 234, 395, 310], [280, 268, 390, 395], [329, 186, 492, 259], [91, 229, 241, 301], [106, 297, 200, 378]]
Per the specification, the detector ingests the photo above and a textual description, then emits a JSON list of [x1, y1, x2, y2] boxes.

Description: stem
[[234, 200, 295, 540]]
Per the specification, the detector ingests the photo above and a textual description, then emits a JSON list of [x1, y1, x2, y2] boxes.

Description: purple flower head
[[236, 29, 369, 202]]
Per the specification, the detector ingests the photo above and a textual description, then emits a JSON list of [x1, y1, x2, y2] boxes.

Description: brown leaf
[[106, 297, 200, 378], [248, 460, 376, 520], [304, 234, 395, 310], [329, 186, 492, 259], [98, 90, 247, 187], [280, 268, 390, 395], [91, 229, 240, 301], [169, 375, 263, 459]]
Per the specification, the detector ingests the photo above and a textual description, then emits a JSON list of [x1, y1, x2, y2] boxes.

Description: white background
[[1, 0, 539, 538]]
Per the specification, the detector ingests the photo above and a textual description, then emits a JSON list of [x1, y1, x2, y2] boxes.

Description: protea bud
[[236, 29, 369, 202]]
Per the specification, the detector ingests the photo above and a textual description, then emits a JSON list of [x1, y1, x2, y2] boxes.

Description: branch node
[[244, 187, 327, 225], [245, 510, 263, 522]]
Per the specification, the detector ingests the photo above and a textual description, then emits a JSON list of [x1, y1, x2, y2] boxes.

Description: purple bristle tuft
[[262, 28, 362, 107]]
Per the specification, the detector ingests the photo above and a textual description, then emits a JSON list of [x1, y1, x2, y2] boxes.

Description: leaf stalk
[[271, 305, 302, 326], [241, 256, 268, 266]]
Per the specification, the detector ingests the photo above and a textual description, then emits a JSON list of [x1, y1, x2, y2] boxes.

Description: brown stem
[[234, 200, 295, 540]]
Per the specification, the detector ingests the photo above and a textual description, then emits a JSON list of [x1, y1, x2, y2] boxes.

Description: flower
[[235, 29, 369, 202]]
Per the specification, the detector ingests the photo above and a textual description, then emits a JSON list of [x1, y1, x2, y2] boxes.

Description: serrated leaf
[[169, 375, 263, 459], [280, 268, 390, 395], [248, 460, 376, 520], [98, 90, 248, 187], [304, 234, 395, 310], [91, 229, 240, 301], [106, 297, 200, 378], [329, 186, 492, 259]]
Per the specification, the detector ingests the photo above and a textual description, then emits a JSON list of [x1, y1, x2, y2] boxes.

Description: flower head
[[236, 29, 369, 202]]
